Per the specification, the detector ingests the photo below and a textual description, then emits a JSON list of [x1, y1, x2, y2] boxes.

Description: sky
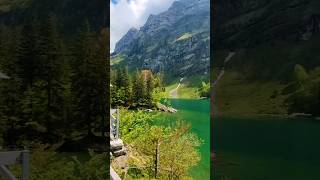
[[110, 0, 176, 52]]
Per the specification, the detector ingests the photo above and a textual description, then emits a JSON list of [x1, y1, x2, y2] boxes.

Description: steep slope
[[213, 0, 320, 115], [112, 0, 210, 77], [214, 0, 320, 49], [213, 0, 320, 79]]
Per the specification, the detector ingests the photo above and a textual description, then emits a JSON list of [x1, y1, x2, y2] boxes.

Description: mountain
[[112, 0, 210, 78], [114, 27, 138, 53], [213, 0, 320, 115], [214, 0, 320, 49], [213, 0, 320, 80]]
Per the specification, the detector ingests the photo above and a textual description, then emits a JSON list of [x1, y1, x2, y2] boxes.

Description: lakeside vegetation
[[112, 109, 202, 179], [109, 65, 209, 179], [110, 67, 165, 109], [110, 67, 204, 179], [164, 75, 210, 99]]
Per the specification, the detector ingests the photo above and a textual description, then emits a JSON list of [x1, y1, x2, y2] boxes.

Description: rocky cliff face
[[212, 0, 320, 81], [114, 27, 138, 54], [113, 0, 210, 77], [214, 0, 320, 49]]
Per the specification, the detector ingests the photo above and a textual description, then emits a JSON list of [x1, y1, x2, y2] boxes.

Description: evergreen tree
[[37, 14, 66, 141], [132, 71, 146, 107], [145, 72, 154, 107], [17, 22, 40, 89], [122, 67, 131, 106], [95, 27, 109, 137], [71, 20, 106, 137], [0, 27, 20, 145], [114, 67, 131, 106]]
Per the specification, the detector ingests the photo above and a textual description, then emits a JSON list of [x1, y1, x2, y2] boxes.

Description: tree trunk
[[154, 140, 159, 178]]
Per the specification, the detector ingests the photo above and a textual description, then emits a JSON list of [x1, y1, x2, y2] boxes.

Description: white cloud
[[110, 0, 176, 52]]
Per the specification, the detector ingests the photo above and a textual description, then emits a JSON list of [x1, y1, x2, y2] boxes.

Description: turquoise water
[[157, 99, 210, 180], [213, 116, 320, 180]]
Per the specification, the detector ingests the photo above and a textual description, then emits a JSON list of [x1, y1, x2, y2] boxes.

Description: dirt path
[[212, 52, 236, 118], [212, 52, 235, 88], [169, 78, 184, 98]]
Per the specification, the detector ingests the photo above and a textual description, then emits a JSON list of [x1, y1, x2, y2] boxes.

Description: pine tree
[[17, 22, 39, 89], [132, 71, 146, 107], [37, 14, 66, 141], [145, 72, 154, 107], [115, 67, 131, 106], [0, 27, 23, 146], [95, 28, 109, 137], [71, 20, 105, 137], [122, 67, 131, 106]]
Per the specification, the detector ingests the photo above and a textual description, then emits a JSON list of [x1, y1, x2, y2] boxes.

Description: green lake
[[157, 99, 210, 180], [213, 116, 320, 180]]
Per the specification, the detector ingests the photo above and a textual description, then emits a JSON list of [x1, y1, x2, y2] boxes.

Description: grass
[[165, 75, 209, 99], [57, 151, 90, 163], [110, 54, 125, 66], [213, 35, 320, 116], [178, 84, 199, 99], [175, 32, 193, 42], [165, 82, 179, 94], [215, 71, 288, 116]]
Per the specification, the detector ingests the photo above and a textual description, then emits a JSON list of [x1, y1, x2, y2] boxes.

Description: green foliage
[[117, 109, 201, 179], [119, 109, 157, 142], [73, 150, 109, 180], [71, 20, 108, 136], [294, 64, 309, 84], [10, 145, 108, 180], [286, 65, 320, 115], [111, 68, 165, 109], [175, 32, 193, 42], [215, 71, 288, 115], [0, 17, 108, 146], [198, 81, 210, 98]]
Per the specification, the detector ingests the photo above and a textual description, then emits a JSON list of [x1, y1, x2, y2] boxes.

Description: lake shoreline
[[158, 98, 210, 179], [214, 113, 320, 121]]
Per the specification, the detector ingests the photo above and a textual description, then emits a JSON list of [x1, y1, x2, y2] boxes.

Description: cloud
[[111, 0, 119, 4], [110, 0, 176, 52]]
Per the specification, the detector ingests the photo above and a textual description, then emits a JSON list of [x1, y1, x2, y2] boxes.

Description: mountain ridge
[[112, 0, 210, 78]]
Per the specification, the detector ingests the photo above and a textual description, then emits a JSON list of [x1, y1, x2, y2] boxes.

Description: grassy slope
[[215, 71, 288, 116], [165, 75, 209, 99], [213, 35, 320, 116], [110, 54, 124, 66]]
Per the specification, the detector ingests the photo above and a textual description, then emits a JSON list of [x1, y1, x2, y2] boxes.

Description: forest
[[110, 67, 165, 109], [285, 64, 320, 116], [0, 14, 109, 179]]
